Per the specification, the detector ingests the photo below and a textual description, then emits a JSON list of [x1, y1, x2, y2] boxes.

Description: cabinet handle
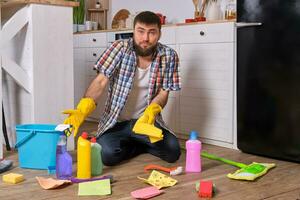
[[200, 31, 205, 36], [92, 38, 97, 42], [93, 53, 97, 57], [236, 22, 262, 28]]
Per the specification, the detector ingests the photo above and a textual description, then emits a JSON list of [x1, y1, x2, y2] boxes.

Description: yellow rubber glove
[[63, 98, 96, 137], [133, 103, 164, 143]]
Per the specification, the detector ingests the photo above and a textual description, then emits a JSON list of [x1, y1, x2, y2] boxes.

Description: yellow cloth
[[138, 170, 177, 189], [63, 98, 96, 137], [133, 103, 163, 143]]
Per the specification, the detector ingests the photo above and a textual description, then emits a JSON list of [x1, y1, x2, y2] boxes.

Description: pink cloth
[[131, 186, 163, 199]]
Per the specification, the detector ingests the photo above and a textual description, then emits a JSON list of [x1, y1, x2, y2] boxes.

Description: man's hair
[[133, 11, 161, 30]]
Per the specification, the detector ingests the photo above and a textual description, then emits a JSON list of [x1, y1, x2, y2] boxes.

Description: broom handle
[[201, 152, 247, 169]]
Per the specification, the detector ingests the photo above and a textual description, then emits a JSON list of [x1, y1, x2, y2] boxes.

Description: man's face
[[133, 22, 161, 57]]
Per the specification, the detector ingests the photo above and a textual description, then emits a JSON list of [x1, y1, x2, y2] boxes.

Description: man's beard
[[133, 39, 157, 57]]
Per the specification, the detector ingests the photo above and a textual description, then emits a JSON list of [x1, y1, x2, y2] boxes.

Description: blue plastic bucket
[[15, 124, 62, 169]]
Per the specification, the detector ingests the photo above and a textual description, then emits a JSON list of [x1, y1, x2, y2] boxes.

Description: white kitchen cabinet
[[176, 22, 236, 148], [1, 2, 76, 154], [73, 33, 108, 121], [159, 27, 180, 133], [160, 26, 176, 45], [73, 22, 236, 149]]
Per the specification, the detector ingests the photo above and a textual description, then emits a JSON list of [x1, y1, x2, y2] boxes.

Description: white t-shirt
[[118, 65, 150, 121]]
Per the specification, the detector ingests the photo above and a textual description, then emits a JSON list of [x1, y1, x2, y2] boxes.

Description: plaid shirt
[[94, 38, 181, 137]]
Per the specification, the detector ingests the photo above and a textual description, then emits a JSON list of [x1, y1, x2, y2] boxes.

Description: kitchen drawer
[[85, 33, 107, 47], [85, 47, 106, 62], [74, 33, 107, 47], [160, 27, 176, 45], [86, 61, 98, 76], [73, 34, 85, 48], [176, 22, 235, 44], [74, 48, 85, 60]]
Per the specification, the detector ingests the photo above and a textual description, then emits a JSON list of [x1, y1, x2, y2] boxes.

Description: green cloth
[[78, 179, 111, 196]]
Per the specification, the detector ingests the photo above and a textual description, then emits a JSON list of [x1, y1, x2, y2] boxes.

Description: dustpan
[[201, 152, 276, 181]]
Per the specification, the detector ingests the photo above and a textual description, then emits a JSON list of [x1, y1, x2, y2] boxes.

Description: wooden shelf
[[88, 8, 108, 12], [87, 9, 107, 30]]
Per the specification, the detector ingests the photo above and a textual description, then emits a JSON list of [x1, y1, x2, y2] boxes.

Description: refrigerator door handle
[[235, 22, 263, 28]]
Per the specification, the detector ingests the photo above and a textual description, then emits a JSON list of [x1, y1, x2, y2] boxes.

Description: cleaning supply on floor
[[78, 179, 111, 196], [55, 124, 72, 137], [198, 180, 213, 198], [15, 124, 62, 169], [185, 131, 202, 173], [195, 180, 216, 193], [133, 103, 163, 143], [131, 186, 163, 199], [47, 166, 56, 175], [36, 176, 72, 190], [144, 164, 183, 175], [56, 133, 72, 179], [3, 173, 24, 184], [70, 175, 114, 183], [90, 137, 103, 176], [77, 132, 91, 179], [138, 170, 177, 189], [0, 160, 13, 173], [201, 151, 276, 181]]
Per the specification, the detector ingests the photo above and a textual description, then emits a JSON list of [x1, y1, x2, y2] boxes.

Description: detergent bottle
[[185, 130, 202, 173], [90, 137, 103, 176], [77, 132, 91, 178], [56, 133, 73, 179]]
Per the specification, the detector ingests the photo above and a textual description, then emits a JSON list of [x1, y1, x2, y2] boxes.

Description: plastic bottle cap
[[90, 137, 96, 143], [189, 131, 198, 140], [81, 132, 88, 139]]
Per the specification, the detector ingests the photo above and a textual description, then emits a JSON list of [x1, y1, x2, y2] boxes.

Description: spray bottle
[[90, 137, 103, 176], [77, 132, 91, 179], [56, 133, 73, 179], [185, 130, 202, 173]]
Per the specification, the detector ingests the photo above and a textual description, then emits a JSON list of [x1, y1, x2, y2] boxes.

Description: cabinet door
[[179, 42, 234, 143], [176, 23, 234, 44], [160, 43, 178, 132], [84, 33, 107, 47], [74, 48, 86, 106], [85, 60, 108, 121], [161, 93, 179, 133], [160, 27, 176, 45], [85, 47, 106, 62]]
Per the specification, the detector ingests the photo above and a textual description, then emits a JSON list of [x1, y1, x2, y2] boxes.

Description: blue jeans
[[97, 120, 181, 166]]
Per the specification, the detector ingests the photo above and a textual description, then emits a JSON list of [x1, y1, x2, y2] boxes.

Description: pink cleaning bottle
[[185, 131, 202, 173]]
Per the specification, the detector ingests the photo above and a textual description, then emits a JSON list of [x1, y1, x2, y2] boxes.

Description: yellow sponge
[[133, 123, 163, 143], [3, 173, 24, 184]]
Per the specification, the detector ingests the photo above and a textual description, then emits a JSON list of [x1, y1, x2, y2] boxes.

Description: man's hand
[[133, 103, 163, 143], [62, 98, 96, 137]]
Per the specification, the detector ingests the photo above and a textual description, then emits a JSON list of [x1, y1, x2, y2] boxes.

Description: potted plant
[[70, 0, 85, 32]]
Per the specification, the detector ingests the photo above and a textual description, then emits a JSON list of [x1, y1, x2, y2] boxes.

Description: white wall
[[108, 0, 227, 29]]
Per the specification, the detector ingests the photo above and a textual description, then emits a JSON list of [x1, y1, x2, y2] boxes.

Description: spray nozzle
[[189, 131, 198, 140]]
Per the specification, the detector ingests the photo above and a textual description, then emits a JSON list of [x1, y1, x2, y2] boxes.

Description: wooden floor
[[1, 122, 300, 200]]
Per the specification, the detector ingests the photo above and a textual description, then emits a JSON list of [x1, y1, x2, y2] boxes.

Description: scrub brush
[[144, 164, 183, 175]]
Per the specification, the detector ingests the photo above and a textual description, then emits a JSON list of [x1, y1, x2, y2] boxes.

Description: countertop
[[75, 19, 236, 35], [0, 0, 79, 7]]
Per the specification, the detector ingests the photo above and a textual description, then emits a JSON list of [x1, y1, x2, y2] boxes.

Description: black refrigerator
[[237, 0, 300, 162]]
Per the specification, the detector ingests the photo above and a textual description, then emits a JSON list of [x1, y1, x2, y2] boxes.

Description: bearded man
[[63, 11, 181, 166]]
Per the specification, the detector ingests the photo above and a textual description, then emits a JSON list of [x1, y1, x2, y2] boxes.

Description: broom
[[201, 152, 276, 181]]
